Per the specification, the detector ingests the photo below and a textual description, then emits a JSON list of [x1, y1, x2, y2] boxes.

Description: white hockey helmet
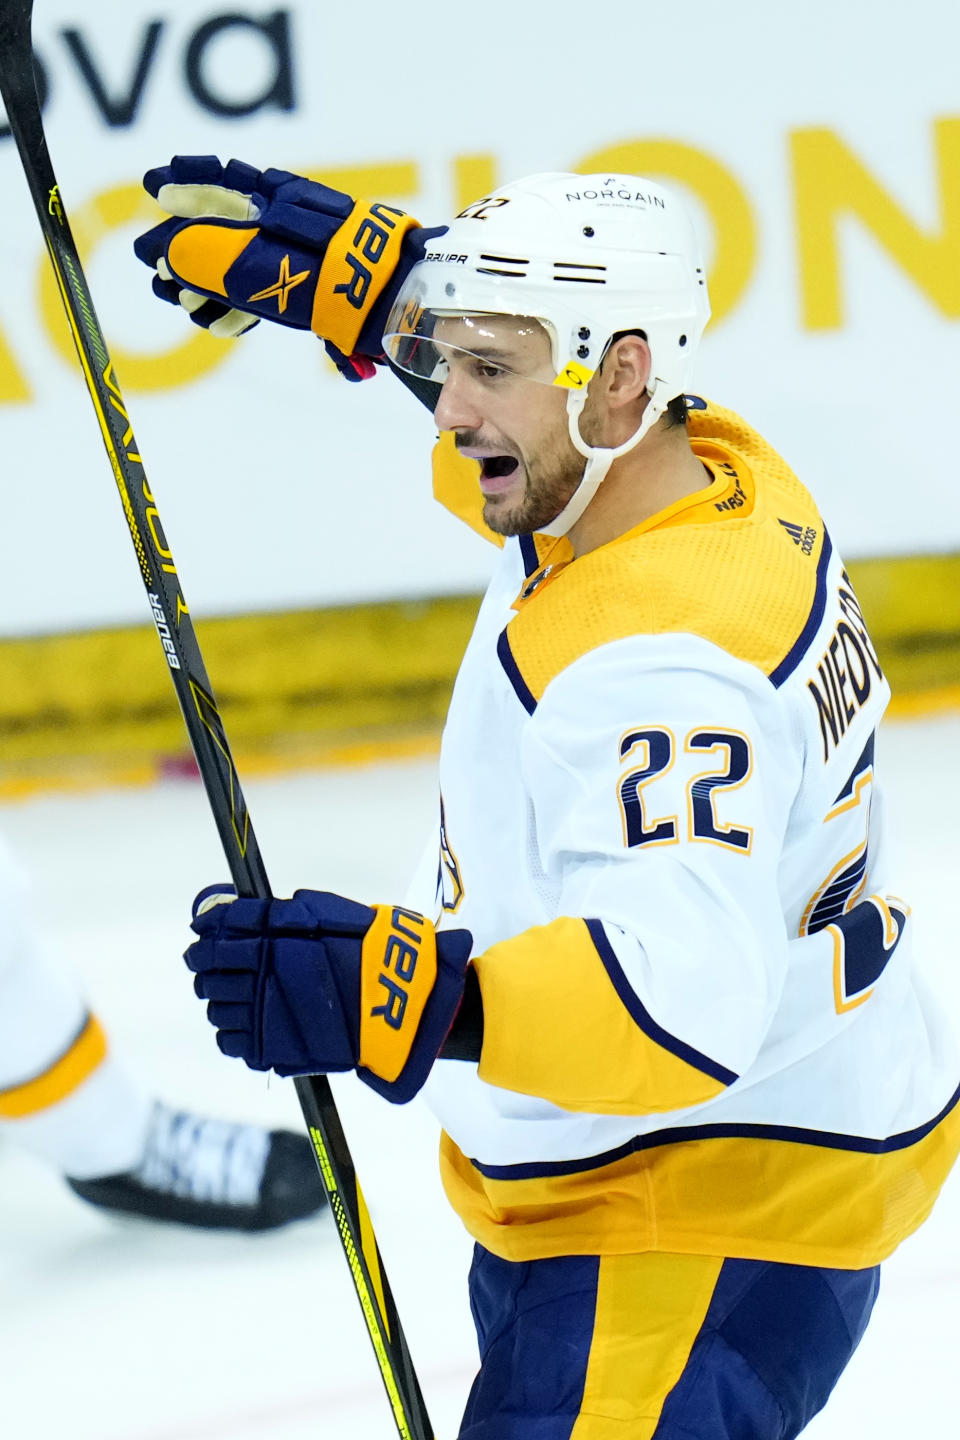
[[382, 171, 710, 536]]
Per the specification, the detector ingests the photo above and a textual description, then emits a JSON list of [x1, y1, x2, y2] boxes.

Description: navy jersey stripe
[[768, 529, 834, 688], [586, 918, 739, 1088], [518, 533, 540, 578], [497, 628, 537, 714], [470, 1080, 960, 1180]]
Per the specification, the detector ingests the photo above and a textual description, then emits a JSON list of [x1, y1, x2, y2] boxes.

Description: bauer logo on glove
[[360, 906, 437, 1083], [184, 886, 472, 1104]]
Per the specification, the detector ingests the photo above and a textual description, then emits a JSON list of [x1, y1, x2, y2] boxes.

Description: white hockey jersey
[[417, 398, 960, 1268]]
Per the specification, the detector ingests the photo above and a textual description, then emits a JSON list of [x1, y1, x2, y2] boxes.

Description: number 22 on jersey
[[617, 726, 754, 853]]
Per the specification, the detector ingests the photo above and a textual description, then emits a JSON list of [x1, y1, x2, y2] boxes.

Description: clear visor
[[383, 305, 561, 388]]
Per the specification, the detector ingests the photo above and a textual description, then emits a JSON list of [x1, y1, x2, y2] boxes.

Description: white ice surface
[[0, 716, 958, 1439]]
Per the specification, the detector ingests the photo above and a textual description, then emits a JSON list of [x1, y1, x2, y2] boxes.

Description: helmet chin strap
[[535, 382, 668, 539]]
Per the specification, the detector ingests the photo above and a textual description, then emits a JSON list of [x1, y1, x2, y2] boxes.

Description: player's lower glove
[[184, 885, 473, 1103], [134, 155, 446, 375]]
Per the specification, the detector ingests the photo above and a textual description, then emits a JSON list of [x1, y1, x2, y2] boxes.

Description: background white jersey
[[0, 832, 151, 1178]]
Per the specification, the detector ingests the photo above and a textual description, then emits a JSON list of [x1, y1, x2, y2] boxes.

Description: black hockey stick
[[0, 4, 433, 1436]]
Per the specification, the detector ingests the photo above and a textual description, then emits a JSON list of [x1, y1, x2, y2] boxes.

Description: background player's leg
[[0, 835, 323, 1230]]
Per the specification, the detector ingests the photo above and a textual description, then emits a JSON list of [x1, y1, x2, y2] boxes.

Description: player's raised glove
[[134, 155, 446, 379], [184, 885, 473, 1103]]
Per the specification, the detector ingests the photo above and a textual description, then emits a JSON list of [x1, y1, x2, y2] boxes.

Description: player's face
[[431, 317, 586, 536]]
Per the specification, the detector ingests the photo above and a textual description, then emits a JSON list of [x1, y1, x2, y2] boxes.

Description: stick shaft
[[0, 5, 432, 1435]]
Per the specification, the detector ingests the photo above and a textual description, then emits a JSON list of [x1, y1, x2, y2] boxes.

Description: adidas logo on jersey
[[779, 518, 817, 556]]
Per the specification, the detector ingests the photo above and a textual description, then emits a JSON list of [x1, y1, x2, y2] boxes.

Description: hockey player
[[0, 830, 324, 1230], [135, 159, 960, 1436]]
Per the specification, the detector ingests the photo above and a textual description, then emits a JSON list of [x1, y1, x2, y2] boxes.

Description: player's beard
[[480, 436, 587, 537]]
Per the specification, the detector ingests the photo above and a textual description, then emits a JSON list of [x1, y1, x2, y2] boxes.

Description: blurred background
[[0, 0, 957, 790], [1, 2, 959, 1437]]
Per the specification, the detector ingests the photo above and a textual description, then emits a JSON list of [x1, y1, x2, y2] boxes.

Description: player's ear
[[602, 334, 651, 409]]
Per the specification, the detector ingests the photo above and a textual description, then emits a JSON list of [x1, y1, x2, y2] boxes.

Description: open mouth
[[480, 456, 519, 480]]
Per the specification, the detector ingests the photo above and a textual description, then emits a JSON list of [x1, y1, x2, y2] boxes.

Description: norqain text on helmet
[[565, 190, 666, 206]]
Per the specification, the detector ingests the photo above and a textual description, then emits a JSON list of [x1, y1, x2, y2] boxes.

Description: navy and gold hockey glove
[[184, 886, 473, 1103], [134, 155, 446, 379]]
